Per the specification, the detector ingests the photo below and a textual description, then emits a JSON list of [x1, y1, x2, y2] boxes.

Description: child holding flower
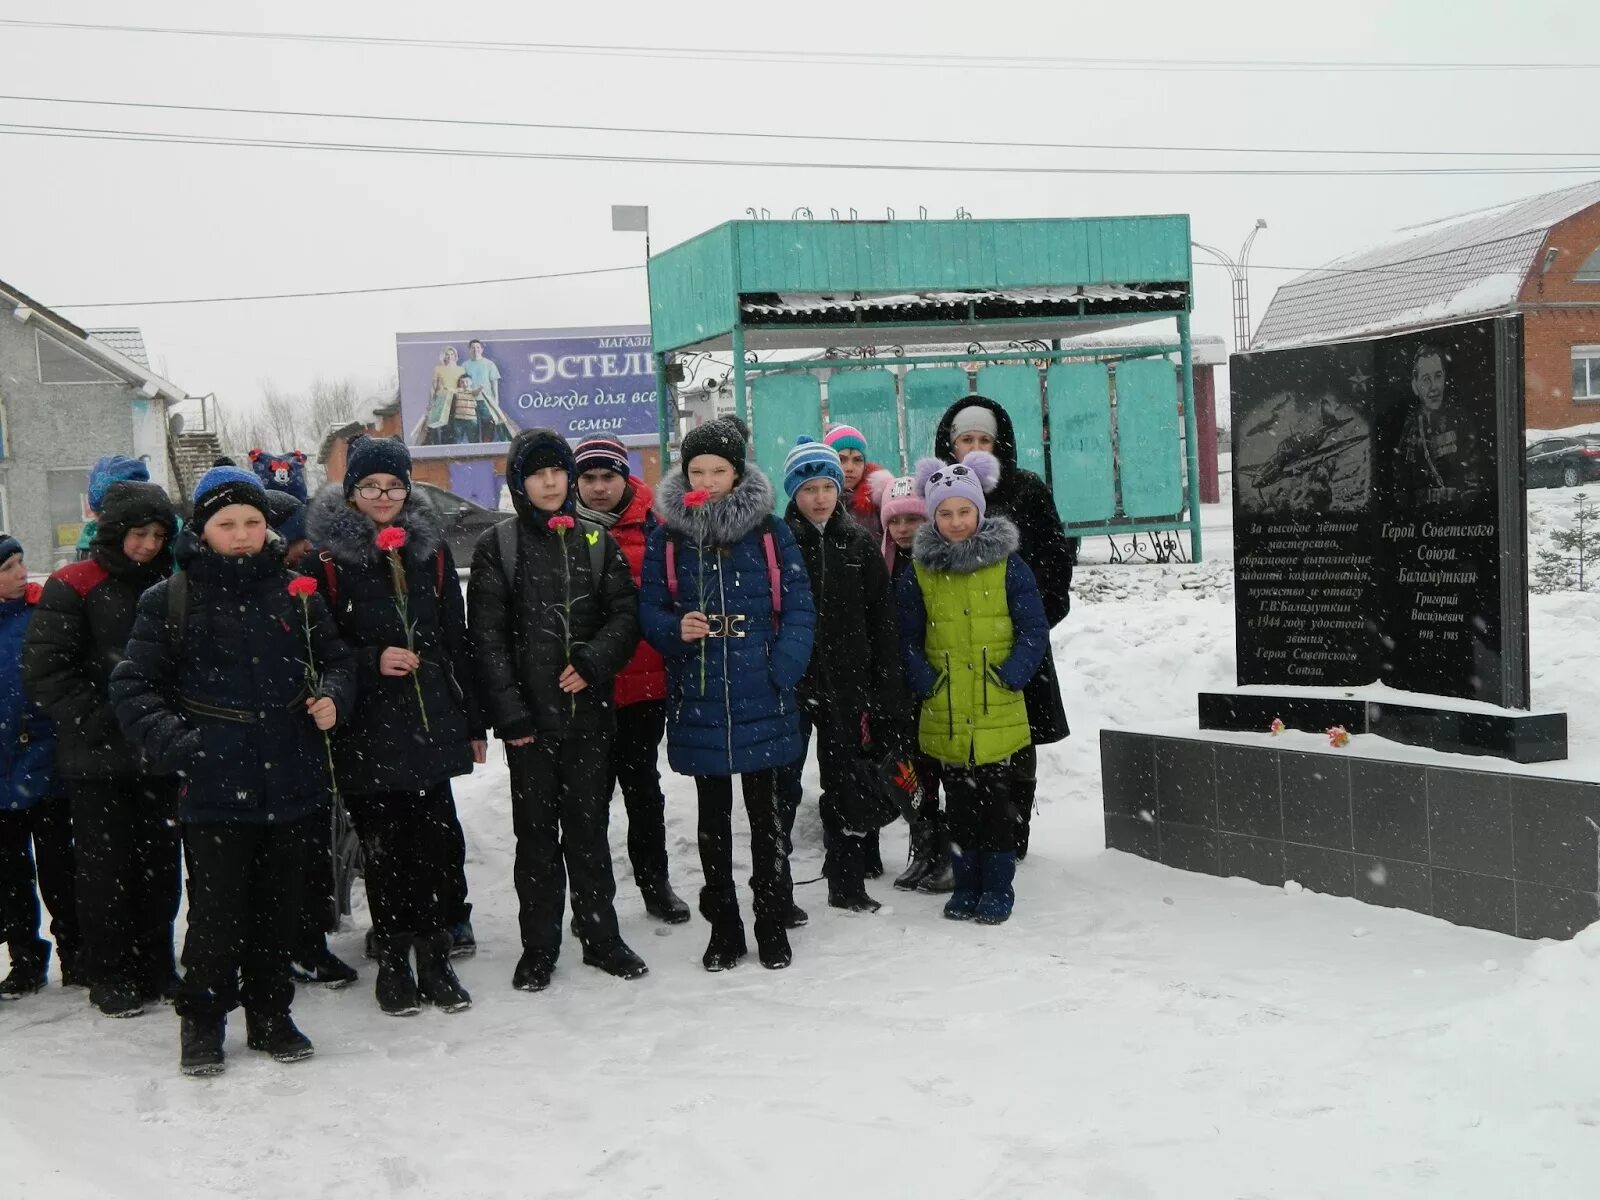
[[467, 428, 644, 994], [110, 467, 356, 1076], [304, 434, 484, 1017]]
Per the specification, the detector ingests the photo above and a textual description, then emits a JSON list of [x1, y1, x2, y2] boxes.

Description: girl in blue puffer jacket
[[640, 418, 815, 973], [0, 534, 76, 998]]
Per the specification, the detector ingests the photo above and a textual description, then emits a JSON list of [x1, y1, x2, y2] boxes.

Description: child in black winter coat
[[468, 429, 644, 994], [111, 468, 356, 1076], [305, 434, 483, 1016], [776, 438, 906, 914]]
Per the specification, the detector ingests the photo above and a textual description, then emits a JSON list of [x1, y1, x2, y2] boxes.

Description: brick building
[[1252, 179, 1600, 431]]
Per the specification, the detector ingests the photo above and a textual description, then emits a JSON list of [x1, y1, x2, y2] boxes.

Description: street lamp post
[[1193, 218, 1268, 352]]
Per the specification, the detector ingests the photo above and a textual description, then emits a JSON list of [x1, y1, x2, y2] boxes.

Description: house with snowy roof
[[1251, 179, 1600, 432], [0, 277, 194, 567]]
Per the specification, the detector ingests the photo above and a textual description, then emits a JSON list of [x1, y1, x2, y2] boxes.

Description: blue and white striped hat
[[782, 436, 844, 501]]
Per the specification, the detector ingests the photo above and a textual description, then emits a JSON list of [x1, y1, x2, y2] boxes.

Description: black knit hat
[[680, 416, 747, 477], [344, 435, 412, 499], [98, 482, 178, 538], [0, 533, 20, 571]]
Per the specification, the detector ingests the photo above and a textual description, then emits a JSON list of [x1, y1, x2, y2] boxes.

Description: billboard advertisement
[[395, 326, 658, 457]]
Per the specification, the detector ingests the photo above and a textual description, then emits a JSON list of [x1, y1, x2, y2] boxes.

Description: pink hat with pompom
[[877, 474, 926, 568]]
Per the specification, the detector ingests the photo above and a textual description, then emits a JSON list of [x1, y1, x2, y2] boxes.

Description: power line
[[53, 264, 643, 309], [6, 121, 1599, 178], [0, 93, 1588, 160], [48, 256, 1527, 311], [0, 17, 1594, 73]]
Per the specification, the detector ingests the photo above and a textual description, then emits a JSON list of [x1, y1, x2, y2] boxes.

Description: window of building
[[36, 331, 119, 385], [46, 469, 90, 560], [1576, 247, 1600, 283], [1574, 346, 1600, 404]]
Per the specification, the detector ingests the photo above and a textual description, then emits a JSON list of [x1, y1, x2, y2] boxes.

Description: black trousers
[[442, 793, 471, 926], [295, 803, 336, 952], [1009, 745, 1037, 840], [942, 752, 1019, 855], [609, 700, 669, 883], [778, 709, 879, 885], [178, 814, 315, 1019], [508, 737, 620, 956], [0, 795, 79, 966], [345, 785, 460, 938], [696, 769, 791, 926], [66, 777, 182, 987]]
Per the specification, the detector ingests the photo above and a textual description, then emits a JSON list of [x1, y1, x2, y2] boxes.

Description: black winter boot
[[245, 1011, 315, 1062], [289, 940, 359, 989], [700, 885, 748, 973], [413, 931, 472, 1012], [180, 1015, 227, 1076], [512, 951, 555, 992], [639, 875, 692, 924], [0, 939, 49, 998], [894, 815, 938, 891], [582, 939, 649, 980], [448, 912, 477, 959], [916, 816, 955, 894], [373, 933, 421, 1017], [826, 834, 881, 913], [92, 977, 145, 1018], [753, 917, 792, 970]]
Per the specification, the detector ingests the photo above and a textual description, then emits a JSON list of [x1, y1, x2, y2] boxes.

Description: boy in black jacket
[[776, 438, 906, 913], [111, 467, 356, 1076], [468, 429, 644, 993]]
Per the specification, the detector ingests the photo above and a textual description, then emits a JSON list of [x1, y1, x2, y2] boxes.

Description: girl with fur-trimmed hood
[[639, 417, 816, 973], [895, 452, 1049, 926], [304, 435, 481, 1018]]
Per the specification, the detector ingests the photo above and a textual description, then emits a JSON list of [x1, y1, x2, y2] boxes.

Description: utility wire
[[5, 121, 1598, 177], [0, 93, 1588, 160], [1, 17, 1594, 73], [49, 256, 1527, 311]]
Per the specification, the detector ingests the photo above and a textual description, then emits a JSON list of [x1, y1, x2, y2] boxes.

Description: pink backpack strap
[[763, 528, 782, 617], [319, 553, 339, 609], [665, 538, 679, 602], [435, 547, 446, 596]]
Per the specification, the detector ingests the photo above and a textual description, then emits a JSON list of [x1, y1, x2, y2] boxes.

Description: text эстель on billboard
[[395, 326, 658, 456]]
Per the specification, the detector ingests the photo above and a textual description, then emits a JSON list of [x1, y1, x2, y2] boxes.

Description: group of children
[[0, 393, 1076, 1078]]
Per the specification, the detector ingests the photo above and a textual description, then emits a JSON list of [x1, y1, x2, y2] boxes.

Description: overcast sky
[[1, 0, 1596, 433]]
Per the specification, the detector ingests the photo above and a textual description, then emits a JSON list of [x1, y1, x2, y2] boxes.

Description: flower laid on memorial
[[1269, 717, 1285, 736], [1327, 725, 1351, 748]]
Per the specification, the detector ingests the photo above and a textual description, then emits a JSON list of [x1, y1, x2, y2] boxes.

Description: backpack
[[664, 519, 783, 622], [491, 517, 608, 592]]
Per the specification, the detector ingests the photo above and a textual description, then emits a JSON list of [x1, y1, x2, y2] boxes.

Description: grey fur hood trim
[[911, 515, 1020, 574], [306, 482, 444, 567], [654, 464, 776, 545]]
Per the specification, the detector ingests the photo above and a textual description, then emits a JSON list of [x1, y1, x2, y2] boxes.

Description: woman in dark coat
[[639, 418, 816, 973], [304, 435, 482, 1017], [933, 396, 1075, 858], [22, 481, 180, 1017]]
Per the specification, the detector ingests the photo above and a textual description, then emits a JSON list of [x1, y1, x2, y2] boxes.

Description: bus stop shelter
[[647, 215, 1203, 560]]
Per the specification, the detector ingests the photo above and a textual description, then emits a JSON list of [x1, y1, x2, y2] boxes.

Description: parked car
[[411, 481, 504, 562], [1526, 436, 1600, 490]]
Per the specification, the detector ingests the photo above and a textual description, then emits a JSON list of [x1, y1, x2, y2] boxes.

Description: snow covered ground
[[6, 500, 1600, 1199]]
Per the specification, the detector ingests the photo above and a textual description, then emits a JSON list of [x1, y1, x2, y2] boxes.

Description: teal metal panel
[[974, 364, 1045, 480], [904, 367, 969, 461], [1046, 364, 1116, 524], [826, 370, 901, 473], [728, 217, 1192, 295], [647, 224, 738, 353], [1115, 358, 1183, 519], [748, 373, 823, 511]]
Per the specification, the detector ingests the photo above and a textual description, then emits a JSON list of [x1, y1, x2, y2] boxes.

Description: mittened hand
[[307, 696, 339, 731]]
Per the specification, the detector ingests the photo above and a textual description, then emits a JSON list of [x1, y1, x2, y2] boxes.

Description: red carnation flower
[[683, 489, 711, 508], [287, 576, 319, 598], [376, 526, 408, 552], [547, 514, 576, 532], [24, 582, 43, 605]]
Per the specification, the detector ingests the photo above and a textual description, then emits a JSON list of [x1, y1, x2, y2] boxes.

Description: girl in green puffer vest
[[894, 452, 1049, 925]]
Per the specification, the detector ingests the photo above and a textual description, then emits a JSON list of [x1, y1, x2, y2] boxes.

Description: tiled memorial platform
[[1101, 726, 1600, 940]]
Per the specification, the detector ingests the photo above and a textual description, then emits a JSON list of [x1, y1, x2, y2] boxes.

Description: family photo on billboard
[[412, 339, 518, 447]]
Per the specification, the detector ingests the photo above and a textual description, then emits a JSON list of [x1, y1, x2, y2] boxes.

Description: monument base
[[1101, 725, 1600, 940], [1198, 686, 1567, 765]]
